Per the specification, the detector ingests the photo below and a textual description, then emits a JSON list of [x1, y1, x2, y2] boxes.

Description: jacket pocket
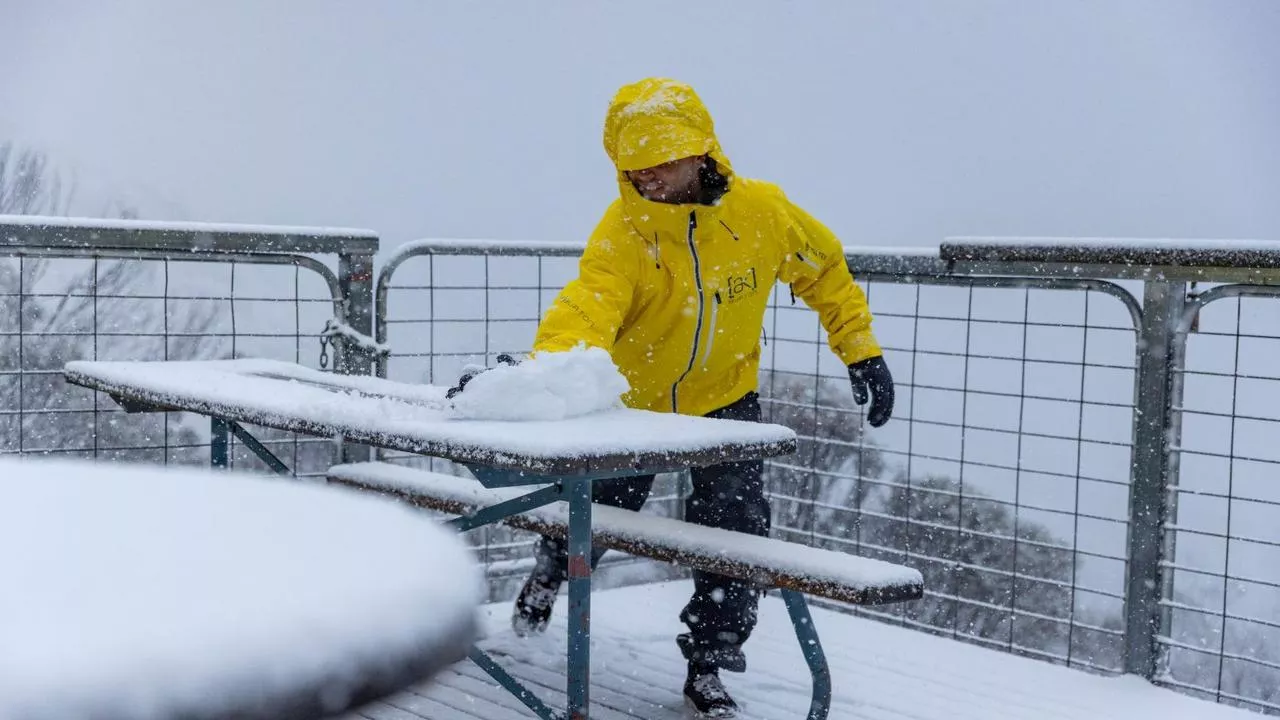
[[700, 291, 721, 367]]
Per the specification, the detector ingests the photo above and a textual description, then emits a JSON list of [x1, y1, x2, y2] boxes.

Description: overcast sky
[[3, 0, 1278, 256]]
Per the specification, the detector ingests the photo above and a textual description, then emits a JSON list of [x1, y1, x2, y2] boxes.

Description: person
[[449, 76, 894, 718]]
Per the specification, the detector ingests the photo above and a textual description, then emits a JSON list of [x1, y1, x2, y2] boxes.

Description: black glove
[[848, 355, 894, 428], [445, 353, 519, 399]]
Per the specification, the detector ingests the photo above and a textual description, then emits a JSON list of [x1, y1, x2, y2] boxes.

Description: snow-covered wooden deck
[[339, 580, 1252, 720]]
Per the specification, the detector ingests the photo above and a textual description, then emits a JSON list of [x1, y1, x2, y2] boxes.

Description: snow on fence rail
[[376, 235, 1280, 716], [0, 214, 379, 252], [942, 236, 1280, 268]]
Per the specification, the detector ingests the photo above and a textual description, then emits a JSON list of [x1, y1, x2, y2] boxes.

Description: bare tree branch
[[0, 142, 72, 216], [0, 142, 222, 462]]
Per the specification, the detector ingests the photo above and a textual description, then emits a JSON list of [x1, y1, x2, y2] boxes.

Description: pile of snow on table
[[449, 345, 630, 421]]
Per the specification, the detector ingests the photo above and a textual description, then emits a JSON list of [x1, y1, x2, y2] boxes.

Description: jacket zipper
[[671, 211, 703, 413], [699, 291, 721, 367]]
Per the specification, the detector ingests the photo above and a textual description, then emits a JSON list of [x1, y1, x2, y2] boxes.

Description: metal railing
[[11, 216, 1278, 714], [376, 235, 1280, 715], [1163, 283, 1280, 713], [0, 214, 379, 477], [945, 237, 1280, 715]]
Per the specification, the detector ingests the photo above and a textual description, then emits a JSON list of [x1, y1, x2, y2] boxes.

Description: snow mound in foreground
[[449, 345, 630, 421]]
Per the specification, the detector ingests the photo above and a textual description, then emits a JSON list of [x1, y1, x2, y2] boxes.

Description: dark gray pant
[[531, 392, 769, 671]]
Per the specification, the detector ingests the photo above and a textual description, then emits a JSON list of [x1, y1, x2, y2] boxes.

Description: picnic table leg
[[445, 472, 570, 720], [780, 590, 832, 720], [446, 483, 566, 532], [467, 646, 563, 720], [208, 417, 293, 475], [565, 476, 592, 720], [211, 418, 229, 469], [224, 420, 291, 475]]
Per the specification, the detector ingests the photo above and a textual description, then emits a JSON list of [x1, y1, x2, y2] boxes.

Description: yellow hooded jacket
[[533, 78, 882, 417]]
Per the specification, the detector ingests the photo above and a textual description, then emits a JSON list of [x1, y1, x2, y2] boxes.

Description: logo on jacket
[[556, 295, 597, 330], [723, 267, 759, 303]]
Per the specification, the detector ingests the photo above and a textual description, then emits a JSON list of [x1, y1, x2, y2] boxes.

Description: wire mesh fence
[[376, 243, 1146, 671], [757, 273, 1140, 675], [1162, 284, 1280, 714], [0, 250, 349, 479]]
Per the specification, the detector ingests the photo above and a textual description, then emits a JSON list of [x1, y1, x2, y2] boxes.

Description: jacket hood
[[603, 78, 735, 226]]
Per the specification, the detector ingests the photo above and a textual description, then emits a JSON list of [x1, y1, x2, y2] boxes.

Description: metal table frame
[[213, 417, 612, 719], [214, 418, 845, 720]]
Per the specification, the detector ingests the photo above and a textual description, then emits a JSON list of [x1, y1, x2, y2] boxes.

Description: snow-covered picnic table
[[0, 455, 482, 720], [63, 357, 801, 720], [63, 358, 797, 477]]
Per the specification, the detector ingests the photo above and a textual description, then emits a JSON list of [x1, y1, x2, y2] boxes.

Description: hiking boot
[[512, 572, 561, 636], [684, 667, 739, 718]]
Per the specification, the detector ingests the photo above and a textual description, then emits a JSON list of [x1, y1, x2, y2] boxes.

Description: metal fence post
[[338, 248, 378, 464], [1124, 279, 1184, 677]]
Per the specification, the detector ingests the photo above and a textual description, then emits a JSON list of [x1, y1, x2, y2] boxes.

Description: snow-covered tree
[[863, 474, 1076, 649], [758, 370, 1105, 662], [0, 142, 70, 216]]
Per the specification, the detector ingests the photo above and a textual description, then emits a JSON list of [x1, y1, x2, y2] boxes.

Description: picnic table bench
[[327, 462, 922, 720], [63, 358, 923, 720]]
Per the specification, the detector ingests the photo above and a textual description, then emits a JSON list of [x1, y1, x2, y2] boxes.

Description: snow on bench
[[326, 461, 924, 606], [63, 358, 797, 477]]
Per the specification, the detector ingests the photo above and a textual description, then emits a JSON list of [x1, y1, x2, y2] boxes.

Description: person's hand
[[848, 355, 894, 428], [445, 353, 519, 399]]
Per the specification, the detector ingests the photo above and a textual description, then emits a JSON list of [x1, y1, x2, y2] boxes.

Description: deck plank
[[345, 580, 1256, 720]]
